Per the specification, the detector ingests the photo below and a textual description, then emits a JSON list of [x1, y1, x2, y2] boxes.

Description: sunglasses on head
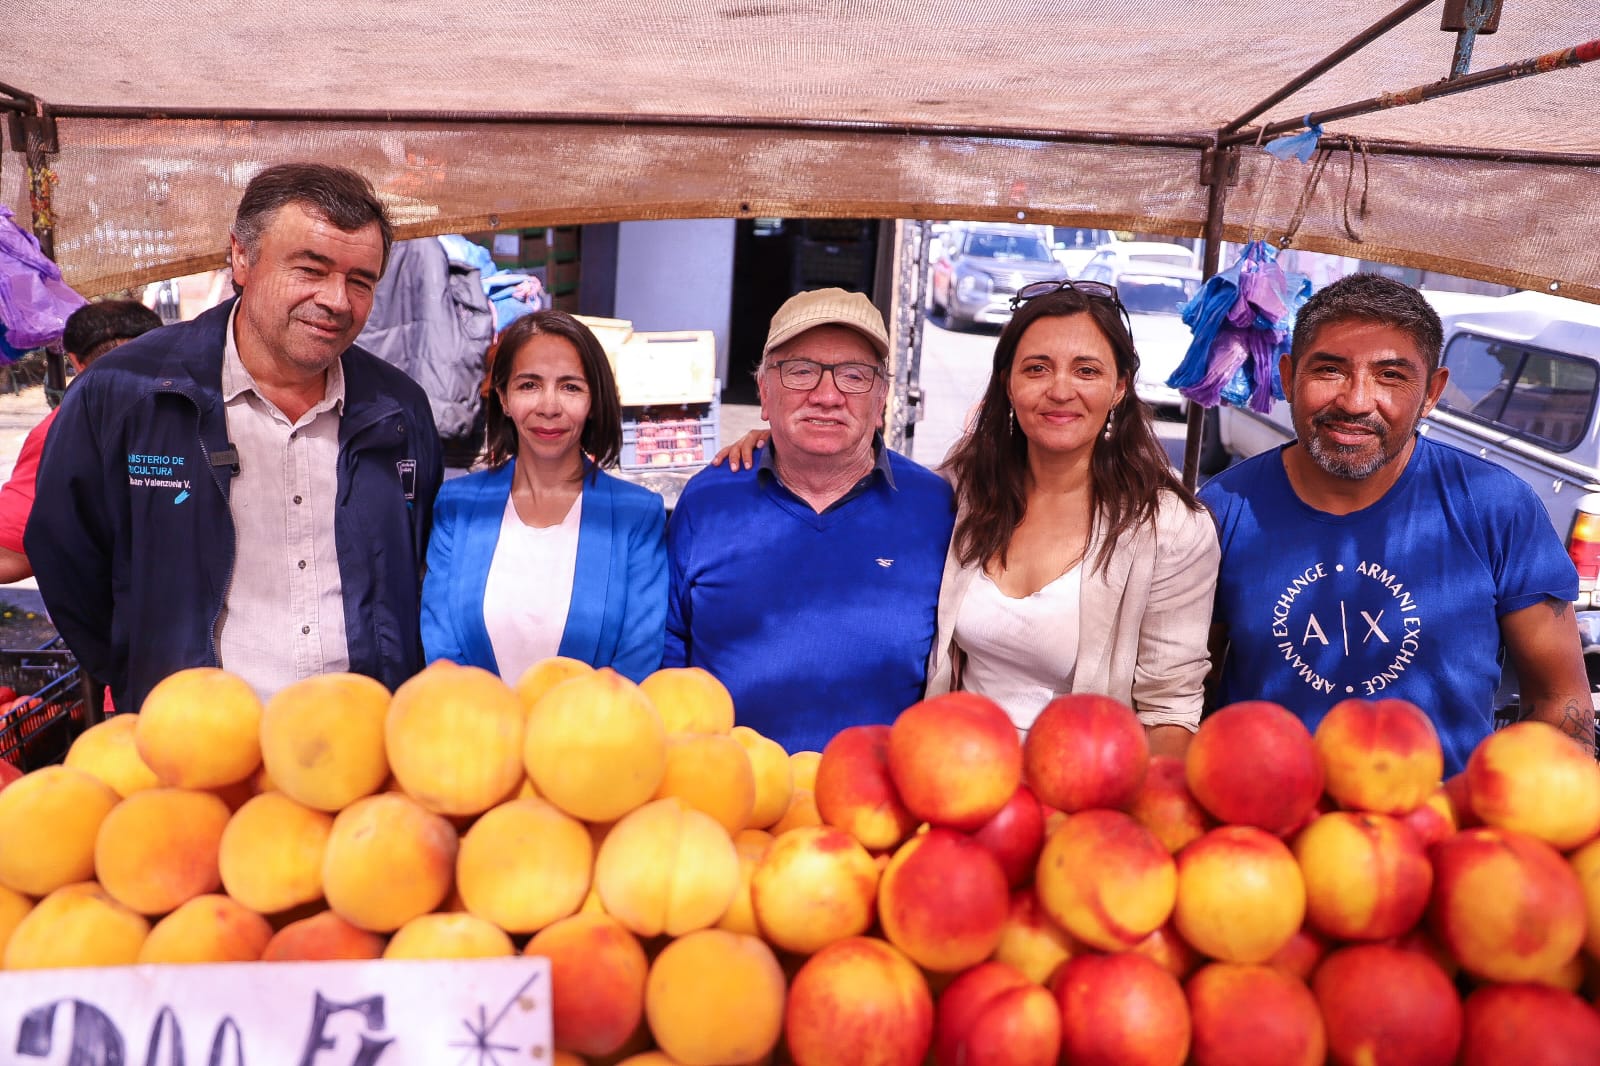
[[1009, 279, 1133, 332]]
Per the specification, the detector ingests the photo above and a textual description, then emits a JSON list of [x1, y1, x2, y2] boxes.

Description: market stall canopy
[[4, 0, 1597, 299]]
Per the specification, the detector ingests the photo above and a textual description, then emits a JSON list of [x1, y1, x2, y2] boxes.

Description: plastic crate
[[621, 399, 720, 471], [0, 638, 97, 771]]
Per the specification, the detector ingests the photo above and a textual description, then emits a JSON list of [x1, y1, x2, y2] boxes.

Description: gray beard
[[1304, 433, 1392, 480]]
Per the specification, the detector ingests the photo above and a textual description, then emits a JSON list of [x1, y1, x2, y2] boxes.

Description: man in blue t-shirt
[[665, 289, 955, 754], [1201, 274, 1592, 774]]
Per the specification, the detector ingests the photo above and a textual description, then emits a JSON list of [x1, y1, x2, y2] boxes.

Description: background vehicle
[[1048, 226, 1117, 278], [1106, 264, 1202, 416], [929, 223, 1065, 329], [1078, 241, 1200, 280], [1213, 289, 1600, 685]]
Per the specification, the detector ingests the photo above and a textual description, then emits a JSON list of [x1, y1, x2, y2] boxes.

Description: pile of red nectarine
[[796, 691, 1600, 1066]]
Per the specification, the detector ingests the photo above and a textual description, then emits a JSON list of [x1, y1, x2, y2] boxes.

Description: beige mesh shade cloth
[[3, 0, 1598, 299]]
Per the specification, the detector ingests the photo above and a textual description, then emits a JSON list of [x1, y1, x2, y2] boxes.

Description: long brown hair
[[944, 288, 1199, 573], [482, 311, 623, 472]]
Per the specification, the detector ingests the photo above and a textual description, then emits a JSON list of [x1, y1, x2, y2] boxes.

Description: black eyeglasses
[[1009, 278, 1132, 332], [771, 359, 883, 394]]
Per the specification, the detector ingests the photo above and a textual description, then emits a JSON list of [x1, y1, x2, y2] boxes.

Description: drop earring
[[1009, 407, 1017, 436], [1103, 410, 1115, 441]]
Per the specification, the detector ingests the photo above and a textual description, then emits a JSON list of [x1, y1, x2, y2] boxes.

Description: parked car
[[1078, 241, 1198, 280], [1076, 258, 1202, 415], [1212, 289, 1600, 684], [929, 223, 1064, 329]]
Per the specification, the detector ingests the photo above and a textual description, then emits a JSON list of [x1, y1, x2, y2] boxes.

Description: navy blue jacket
[[25, 299, 443, 714]]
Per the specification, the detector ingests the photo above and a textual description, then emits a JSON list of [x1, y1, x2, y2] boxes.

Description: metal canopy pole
[[1182, 147, 1238, 492], [4, 96, 68, 404], [1221, 37, 1600, 148]]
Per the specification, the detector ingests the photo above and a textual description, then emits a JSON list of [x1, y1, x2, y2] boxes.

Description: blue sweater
[[664, 446, 955, 753]]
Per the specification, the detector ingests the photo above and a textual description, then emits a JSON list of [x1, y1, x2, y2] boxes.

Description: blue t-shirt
[[664, 445, 955, 754], [1200, 436, 1577, 775]]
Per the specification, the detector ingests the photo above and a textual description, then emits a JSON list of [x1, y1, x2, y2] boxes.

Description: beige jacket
[[924, 490, 1220, 730]]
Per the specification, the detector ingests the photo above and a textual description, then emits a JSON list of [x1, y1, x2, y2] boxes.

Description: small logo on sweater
[[876, 558, 894, 568], [173, 489, 190, 505]]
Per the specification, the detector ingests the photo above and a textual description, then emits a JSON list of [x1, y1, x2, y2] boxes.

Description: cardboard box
[[613, 330, 717, 407], [573, 315, 634, 363]]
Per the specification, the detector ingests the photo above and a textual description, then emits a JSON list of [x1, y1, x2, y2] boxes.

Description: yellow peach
[[65, 714, 160, 797], [218, 791, 334, 914], [322, 793, 458, 932], [138, 894, 272, 963], [388, 662, 525, 817], [640, 667, 735, 734], [645, 929, 786, 1065], [594, 798, 739, 938], [384, 912, 514, 959], [0, 765, 119, 897], [135, 667, 263, 788], [654, 733, 756, 834], [526, 668, 667, 822], [3, 882, 148, 969], [457, 797, 592, 933], [731, 726, 793, 829], [95, 788, 231, 915], [261, 672, 391, 812]]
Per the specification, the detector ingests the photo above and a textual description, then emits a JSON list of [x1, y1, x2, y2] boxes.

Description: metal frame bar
[[29, 105, 1216, 150], [1222, 37, 1600, 148], [1221, 0, 1438, 134]]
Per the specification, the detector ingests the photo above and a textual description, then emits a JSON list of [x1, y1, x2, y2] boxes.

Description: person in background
[[923, 282, 1218, 754], [356, 235, 496, 473], [420, 310, 666, 683], [1202, 273, 1593, 774], [28, 162, 442, 713], [666, 288, 954, 753], [0, 300, 163, 583]]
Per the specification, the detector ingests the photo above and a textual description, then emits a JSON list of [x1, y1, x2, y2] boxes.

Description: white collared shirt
[[215, 305, 350, 699]]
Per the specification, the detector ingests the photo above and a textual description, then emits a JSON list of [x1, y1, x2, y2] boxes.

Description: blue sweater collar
[[756, 431, 898, 494]]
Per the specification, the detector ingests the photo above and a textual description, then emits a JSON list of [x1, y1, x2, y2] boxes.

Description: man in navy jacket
[[27, 163, 442, 714]]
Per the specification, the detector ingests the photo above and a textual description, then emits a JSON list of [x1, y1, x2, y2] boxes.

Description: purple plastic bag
[[0, 205, 85, 356]]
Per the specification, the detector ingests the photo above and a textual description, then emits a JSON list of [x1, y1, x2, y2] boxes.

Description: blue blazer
[[420, 461, 667, 682]]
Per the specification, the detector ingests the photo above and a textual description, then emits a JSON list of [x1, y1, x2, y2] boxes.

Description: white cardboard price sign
[[0, 956, 551, 1065]]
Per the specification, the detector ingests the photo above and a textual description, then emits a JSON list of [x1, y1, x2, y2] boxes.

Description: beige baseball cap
[[763, 287, 890, 362]]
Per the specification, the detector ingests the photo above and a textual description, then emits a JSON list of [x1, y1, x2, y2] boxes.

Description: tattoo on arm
[[1546, 597, 1572, 619], [1556, 698, 1597, 756]]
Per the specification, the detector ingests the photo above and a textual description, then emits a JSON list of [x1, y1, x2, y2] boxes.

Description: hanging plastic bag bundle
[[0, 205, 85, 361], [1166, 240, 1310, 413]]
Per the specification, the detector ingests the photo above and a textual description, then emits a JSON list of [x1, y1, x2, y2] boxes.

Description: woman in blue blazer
[[421, 311, 667, 683]]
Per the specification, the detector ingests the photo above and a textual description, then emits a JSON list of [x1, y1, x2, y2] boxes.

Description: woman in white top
[[923, 282, 1219, 754], [420, 311, 667, 682]]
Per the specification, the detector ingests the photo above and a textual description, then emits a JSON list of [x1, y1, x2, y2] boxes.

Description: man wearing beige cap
[[664, 288, 955, 752]]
